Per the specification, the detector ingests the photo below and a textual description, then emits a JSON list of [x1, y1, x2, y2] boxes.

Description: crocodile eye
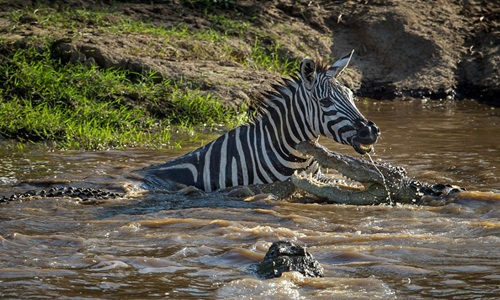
[[319, 98, 333, 107]]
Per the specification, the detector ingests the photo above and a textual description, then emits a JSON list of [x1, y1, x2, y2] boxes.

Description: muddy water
[[0, 100, 498, 299]]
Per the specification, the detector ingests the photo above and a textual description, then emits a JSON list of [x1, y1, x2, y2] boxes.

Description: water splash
[[366, 152, 393, 206]]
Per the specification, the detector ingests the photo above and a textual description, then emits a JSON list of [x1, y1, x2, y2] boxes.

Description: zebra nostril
[[358, 126, 370, 139], [356, 120, 379, 143]]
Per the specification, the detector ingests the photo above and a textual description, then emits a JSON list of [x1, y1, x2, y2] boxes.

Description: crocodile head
[[292, 142, 471, 205], [292, 141, 410, 204]]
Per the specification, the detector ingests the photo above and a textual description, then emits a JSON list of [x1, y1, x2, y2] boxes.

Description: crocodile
[[2, 142, 498, 205], [291, 141, 500, 205], [0, 186, 123, 204], [256, 241, 324, 279]]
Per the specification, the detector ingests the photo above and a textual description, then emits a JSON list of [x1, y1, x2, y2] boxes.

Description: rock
[[256, 241, 324, 279]]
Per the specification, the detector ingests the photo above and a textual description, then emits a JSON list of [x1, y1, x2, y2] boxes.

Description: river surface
[[0, 100, 499, 299]]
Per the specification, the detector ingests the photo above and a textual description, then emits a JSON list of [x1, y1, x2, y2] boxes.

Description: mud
[[1, 0, 498, 106]]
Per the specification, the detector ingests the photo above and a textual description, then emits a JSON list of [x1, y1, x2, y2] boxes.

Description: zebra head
[[300, 51, 379, 154]]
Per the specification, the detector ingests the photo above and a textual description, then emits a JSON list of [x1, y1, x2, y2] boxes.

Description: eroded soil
[[0, 0, 498, 106]]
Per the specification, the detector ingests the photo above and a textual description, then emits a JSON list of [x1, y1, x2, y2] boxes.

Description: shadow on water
[[96, 192, 275, 219]]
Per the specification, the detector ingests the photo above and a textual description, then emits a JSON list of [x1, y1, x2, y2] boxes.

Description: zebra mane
[[250, 60, 329, 122]]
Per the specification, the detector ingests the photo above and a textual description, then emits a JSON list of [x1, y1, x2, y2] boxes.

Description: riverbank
[[0, 0, 498, 149]]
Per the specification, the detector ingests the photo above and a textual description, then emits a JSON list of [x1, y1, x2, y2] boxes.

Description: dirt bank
[[1, 0, 498, 106], [330, 0, 499, 105]]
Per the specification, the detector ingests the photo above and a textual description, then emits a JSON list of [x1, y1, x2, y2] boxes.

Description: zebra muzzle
[[352, 120, 379, 154]]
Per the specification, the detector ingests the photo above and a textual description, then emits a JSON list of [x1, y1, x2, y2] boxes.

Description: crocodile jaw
[[291, 170, 389, 205], [293, 170, 376, 192]]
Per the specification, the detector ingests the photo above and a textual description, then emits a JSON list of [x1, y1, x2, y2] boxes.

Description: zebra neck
[[255, 98, 317, 159]]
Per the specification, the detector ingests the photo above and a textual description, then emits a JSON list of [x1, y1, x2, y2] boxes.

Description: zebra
[[142, 51, 380, 192]]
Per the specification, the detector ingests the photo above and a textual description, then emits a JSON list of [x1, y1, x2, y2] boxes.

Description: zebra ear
[[300, 58, 317, 89], [327, 50, 354, 78]]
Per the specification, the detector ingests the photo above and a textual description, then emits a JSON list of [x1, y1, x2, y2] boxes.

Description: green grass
[[248, 37, 298, 76], [6, 4, 299, 75], [1, 3, 303, 149], [0, 44, 245, 150]]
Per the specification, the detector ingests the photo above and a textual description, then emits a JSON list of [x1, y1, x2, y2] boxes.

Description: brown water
[[0, 100, 499, 299]]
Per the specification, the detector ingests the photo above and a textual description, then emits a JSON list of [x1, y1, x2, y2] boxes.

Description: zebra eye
[[319, 98, 333, 107]]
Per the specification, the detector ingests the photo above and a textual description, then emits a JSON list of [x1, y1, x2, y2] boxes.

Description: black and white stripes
[[144, 52, 380, 192]]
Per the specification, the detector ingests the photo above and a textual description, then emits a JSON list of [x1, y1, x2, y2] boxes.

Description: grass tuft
[[0, 44, 245, 150]]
